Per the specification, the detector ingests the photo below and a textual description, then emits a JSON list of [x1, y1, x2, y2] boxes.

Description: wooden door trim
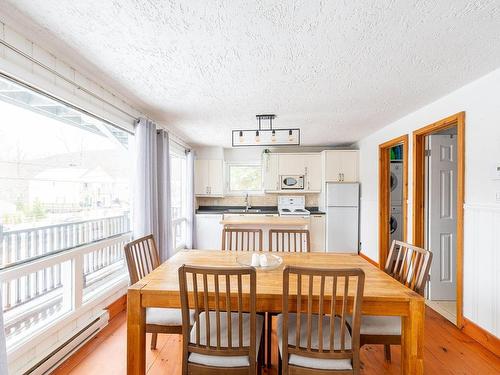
[[378, 134, 409, 269], [412, 111, 465, 328]]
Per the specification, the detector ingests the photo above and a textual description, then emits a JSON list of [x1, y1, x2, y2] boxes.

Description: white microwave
[[281, 175, 304, 190]]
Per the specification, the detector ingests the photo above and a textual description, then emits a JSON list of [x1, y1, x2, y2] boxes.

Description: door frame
[[412, 112, 465, 328], [378, 135, 408, 268]]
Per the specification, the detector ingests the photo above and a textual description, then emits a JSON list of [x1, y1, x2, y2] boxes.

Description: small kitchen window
[[227, 162, 263, 194]]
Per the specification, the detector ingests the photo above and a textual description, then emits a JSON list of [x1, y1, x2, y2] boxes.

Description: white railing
[[172, 217, 187, 250], [0, 212, 130, 268], [0, 219, 131, 351]]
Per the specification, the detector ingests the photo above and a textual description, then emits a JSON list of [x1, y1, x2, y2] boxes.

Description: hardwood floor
[[53, 307, 500, 375]]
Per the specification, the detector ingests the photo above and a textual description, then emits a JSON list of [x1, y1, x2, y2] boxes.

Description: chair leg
[[150, 333, 158, 350], [258, 331, 264, 372], [267, 313, 272, 368], [278, 350, 282, 375], [384, 344, 391, 362]]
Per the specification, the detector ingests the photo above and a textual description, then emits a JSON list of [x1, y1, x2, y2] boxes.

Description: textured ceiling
[[1, 1, 500, 147]]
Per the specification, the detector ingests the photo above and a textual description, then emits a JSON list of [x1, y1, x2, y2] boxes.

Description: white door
[[327, 183, 359, 207], [195, 214, 223, 249], [326, 207, 359, 253], [194, 160, 209, 195], [278, 154, 306, 175], [263, 154, 279, 191], [427, 134, 457, 300], [324, 151, 342, 182], [304, 154, 322, 191], [208, 160, 224, 195], [340, 151, 359, 182], [309, 214, 325, 252]]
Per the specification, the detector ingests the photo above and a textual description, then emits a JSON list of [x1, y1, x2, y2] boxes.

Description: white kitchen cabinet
[[278, 154, 306, 175], [263, 153, 279, 191], [195, 214, 223, 250], [304, 154, 322, 191], [309, 214, 326, 252], [323, 151, 359, 182], [194, 159, 224, 196]]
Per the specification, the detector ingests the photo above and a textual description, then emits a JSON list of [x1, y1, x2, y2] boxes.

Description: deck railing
[[0, 213, 131, 350]]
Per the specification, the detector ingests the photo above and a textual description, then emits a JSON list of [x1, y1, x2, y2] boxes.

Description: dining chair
[[124, 234, 193, 349], [222, 228, 263, 251], [178, 265, 265, 375], [348, 240, 433, 362], [278, 266, 366, 375], [269, 229, 310, 253], [264, 229, 311, 367]]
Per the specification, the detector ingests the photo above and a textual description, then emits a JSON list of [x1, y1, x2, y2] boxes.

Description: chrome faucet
[[245, 193, 251, 211]]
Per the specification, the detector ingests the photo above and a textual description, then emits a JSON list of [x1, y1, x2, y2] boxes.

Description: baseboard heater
[[24, 311, 109, 375]]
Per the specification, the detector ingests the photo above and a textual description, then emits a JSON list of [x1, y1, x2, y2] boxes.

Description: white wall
[[357, 67, 500, 338]]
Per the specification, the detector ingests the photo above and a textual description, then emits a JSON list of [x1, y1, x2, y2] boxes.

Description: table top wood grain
[[134, 250, 422, 315]]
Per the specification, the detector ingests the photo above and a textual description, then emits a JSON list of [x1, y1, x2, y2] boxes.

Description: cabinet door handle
[[338, 173, 341, 182]]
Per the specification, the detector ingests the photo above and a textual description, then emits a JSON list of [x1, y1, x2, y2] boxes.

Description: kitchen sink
[[226, 208, 262, 213], [226, 208, 247, 213]]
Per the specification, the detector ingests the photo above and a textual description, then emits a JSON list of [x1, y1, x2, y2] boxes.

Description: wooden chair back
[[178, 265, 257, 373], [269, 229, 310, 253], [124, 234, 161, 284], [282, 266, 365, 373], [384, 240, 433, 296], [221, 228, 263, 251]]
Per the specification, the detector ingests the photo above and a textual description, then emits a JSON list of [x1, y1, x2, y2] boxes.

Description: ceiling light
[[232, 114, 300, 147]]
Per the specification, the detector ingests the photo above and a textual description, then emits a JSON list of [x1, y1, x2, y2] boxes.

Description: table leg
[[127, 288, 146, 375], [401, 298, 425, 375]]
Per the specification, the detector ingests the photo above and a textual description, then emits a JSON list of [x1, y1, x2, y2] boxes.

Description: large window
[[227, 163, 263, 194], [170, 147, 188, 250], [0, 76, 133, 349]]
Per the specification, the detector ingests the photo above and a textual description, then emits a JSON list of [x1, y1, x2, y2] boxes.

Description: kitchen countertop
[[220, 215, 310, 226], [196, 206, 325, 215]]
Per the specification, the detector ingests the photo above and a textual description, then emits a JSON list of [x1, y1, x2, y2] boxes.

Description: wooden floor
[[53, 307, 500, 375]]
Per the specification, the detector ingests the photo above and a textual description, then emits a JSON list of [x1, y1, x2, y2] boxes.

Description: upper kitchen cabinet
[[194, 159, 224, 196], [303, 154, 322, 191], [263, 153, 322, 192], [263, 153, 279, 191], [278, 154, 306, 175], [323, 150, 359, 182]]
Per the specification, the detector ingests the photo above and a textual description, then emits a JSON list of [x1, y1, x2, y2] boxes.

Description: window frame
[[169, 145, 189, 251], [225, 161, 264, 196]]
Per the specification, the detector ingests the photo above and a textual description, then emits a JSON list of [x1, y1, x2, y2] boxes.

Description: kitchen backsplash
[[196, 194, 319, 208]]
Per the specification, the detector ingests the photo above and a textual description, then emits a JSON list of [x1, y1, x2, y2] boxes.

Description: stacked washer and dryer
[[390, 160, 403, 244]]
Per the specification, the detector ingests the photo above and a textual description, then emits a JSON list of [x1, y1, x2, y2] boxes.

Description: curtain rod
[[0, 38, 139, 119], [0, 36, 192, 149]]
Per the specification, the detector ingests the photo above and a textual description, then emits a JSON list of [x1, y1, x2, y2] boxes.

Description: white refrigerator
[[326, 183, 359, 253]]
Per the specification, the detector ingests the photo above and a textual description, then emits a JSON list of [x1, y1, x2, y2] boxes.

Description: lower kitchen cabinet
[[194, 214, 223, 250], [309, 214, 326, 252]]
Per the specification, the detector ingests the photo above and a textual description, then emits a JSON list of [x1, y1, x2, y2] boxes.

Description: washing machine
[[390, 205, 403, 243], [390, 162, 403, 206]]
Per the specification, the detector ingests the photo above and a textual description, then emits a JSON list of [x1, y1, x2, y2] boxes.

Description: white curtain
[[185, 150, 195, 249], [156, 130, 174, 261], [133, 118, 173, 262]]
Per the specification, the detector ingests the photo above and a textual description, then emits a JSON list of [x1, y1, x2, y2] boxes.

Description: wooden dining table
[[127, 250, 425, 375]]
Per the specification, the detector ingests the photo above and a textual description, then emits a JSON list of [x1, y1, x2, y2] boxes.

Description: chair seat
[[346, 315, 401, 336], [277, 313, 353, 371], [188, 311, 264, 368], [146, 308, 194, 326]]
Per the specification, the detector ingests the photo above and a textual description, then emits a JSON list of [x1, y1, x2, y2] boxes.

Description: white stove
[[278, 196, 310, 216]]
